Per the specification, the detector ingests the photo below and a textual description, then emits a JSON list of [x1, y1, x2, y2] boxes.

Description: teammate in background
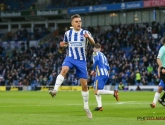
[[49, 14, 95, 118], [150, 39, 165, 108], [158, 93, 165, 106], [90, 43, 119, 111]]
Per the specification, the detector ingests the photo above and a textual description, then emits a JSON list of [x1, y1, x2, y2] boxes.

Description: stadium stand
[[0, 21, 163, 88], [0, 0, 37, 11]]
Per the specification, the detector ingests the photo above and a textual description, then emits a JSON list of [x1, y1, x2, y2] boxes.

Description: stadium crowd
[[0, 21, 164, 89], [6, 27, 50, 41], [0, 0, 36, 11]]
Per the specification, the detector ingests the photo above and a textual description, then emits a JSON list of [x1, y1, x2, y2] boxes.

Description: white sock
[[81, 91, 89, 109], [97, 90, 114, 95], [95, 95, 102, 107], [153, 92, 160, 105], [54, 74, 64, 92]]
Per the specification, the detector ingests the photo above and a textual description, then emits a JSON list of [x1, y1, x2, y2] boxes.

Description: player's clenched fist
[[90, 70, 96, 76], [60, 42, 68, 47]]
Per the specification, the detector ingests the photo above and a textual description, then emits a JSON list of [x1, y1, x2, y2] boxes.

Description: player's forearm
[[87, 37, 95, 45], [157, 58, 162, 68]]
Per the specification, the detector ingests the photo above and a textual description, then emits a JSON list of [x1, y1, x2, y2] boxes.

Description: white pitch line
[[116, 102, 126, 104], [0, 101, 151, 107]]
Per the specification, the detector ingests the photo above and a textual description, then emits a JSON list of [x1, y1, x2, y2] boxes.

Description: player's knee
[[94, 90, 98, 95], [81, 84, 88, 91], [158, 86, 163, 93], [61, 67, 69, 75]]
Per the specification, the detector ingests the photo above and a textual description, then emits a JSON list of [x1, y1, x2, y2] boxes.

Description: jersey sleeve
[[87, 31, 93, 38], [92, 52, 99, 71], [85, 30, 94, 40], [63, 32, 68, 42], [157, 47, 165, 59]]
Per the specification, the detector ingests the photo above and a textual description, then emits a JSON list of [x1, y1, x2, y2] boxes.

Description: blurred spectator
[[30, 3, 35, 10], [118, 82, 124, 90], [135, 70, 141, 85], [147, 64, 153, 73], [0, 75, 5, 86], [136, 85, 141, 91], [127, 73, 135, 85], [0, 2, 5, 11], [7, 31, 13, 41]]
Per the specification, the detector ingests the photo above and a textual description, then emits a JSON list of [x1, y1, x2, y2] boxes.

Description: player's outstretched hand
[[60, 42, 68, 47]]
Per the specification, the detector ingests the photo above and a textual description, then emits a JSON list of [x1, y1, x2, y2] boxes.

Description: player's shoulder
[[162, 46, 165, 49], [159, 46, 165, 51], [82, 29, 91, 34], [99, 51, 105, 56], [65, 29, 73, 34], [93, 52, 99, 56]]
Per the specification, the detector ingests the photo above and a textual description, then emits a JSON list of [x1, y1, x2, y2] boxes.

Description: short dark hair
[[163, 38, 165, 44], [94, 43, 101, 49], [71, 14, 81, 21]]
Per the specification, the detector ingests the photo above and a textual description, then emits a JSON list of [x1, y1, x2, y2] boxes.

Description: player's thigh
[[60, 66, 69, 75], [74, 60, 87, 79], [62, 57, 74, 69]]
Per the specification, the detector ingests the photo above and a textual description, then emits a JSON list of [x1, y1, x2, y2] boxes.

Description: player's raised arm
[[84, 31, 95, 45], [60, 32, 69, 47]]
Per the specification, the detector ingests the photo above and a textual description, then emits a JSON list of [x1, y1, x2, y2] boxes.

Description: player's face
[[71, 18, 82, 31]]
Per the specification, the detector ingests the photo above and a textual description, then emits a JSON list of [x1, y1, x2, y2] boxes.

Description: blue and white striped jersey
[[63, 29, 93, 60], [93, 51, 110, 76]]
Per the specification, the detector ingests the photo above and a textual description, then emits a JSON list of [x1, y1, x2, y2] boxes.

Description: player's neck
[[73, 28, 81, 32], [95, 49, 101, 52], [95, 50, 100, 52]]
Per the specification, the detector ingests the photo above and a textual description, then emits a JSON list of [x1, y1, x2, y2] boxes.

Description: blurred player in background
[[90, 43, 119, 111], [150, 38, 165, 108], [49, 14, 95, 118], [158, 92, 165, 106]]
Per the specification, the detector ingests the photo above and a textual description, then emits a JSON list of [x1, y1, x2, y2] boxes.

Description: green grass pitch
[[0, 91, 165, 125]]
